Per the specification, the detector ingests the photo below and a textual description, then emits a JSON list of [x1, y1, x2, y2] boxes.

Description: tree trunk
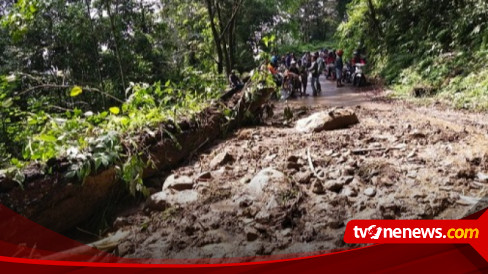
[[84, 0, 106, 108], [366, 0, 383, 38], [105, 0, 127, 96]]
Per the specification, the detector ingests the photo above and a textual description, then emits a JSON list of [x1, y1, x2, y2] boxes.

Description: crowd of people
[[264, 49, 366, 98], [228, 49, 367, 99]]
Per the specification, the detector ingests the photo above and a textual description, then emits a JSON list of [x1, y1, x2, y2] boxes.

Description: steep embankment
[[0, 85, 274, 233]]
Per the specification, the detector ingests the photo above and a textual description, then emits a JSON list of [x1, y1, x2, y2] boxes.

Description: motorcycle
[[352, 63, 367, 87]]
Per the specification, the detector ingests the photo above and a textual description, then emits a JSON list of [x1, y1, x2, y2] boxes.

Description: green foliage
[[337, 0, 488, 110]]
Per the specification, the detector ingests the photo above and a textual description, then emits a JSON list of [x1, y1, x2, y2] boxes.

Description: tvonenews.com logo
[[344, 214, 487, 261], [353, 225, 480, 240]]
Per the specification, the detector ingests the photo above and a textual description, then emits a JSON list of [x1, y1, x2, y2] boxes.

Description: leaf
[[1, 98, 13, 108], [109, 107, 120, 115], [70, 86, 83, 97], [165, 80, 171, 87], [36, 134, 57, 142]]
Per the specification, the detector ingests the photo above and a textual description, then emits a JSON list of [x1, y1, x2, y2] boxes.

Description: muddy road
[[104, 79, 488, 262]]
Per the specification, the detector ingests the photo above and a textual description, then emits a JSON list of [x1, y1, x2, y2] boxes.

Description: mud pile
[[109, 101, 488, 261]]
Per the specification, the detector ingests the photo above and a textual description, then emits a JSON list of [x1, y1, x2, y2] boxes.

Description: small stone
[[324, 180, 344, 193], [296, 171, 313, 184], [328, 170, 341, 179], [343, 167, 355, 176], [410, 130, 426, 139], [210, 152, 235, 169], [343, 186, 358, 197], [328, 219, 344, 229], [113, 217, 129, 229], [197, 171, 212, 181], [245, 227, 259, 242], [281, 228, 292, 237], [407, 171, 417, 179], [477, 173, 488, 183], [286, 162, 302, 171], [312, 181, 325, 195], [240, 175, 252, 184], [146, 192, 170, 211], [344, 176, 354, 184], [237, 196, 253, 208], [255, 210, 271, 224], [163, 175, 194, 191], [364, 187, 377, 197], [287, 155, 299, 163]]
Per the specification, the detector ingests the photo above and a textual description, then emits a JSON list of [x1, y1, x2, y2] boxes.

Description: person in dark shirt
[[229, 70, 243, 90], [335, 50, 344, 88]]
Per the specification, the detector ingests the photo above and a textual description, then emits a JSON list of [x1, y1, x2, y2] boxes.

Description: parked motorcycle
[[352, 63, 367, 87]]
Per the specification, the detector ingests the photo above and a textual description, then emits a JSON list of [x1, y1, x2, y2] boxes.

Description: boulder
[[295, 108, 359, 133], [147, 189, 198, 211], [245, 168, 288, 198], [163, 175, 194, 191]]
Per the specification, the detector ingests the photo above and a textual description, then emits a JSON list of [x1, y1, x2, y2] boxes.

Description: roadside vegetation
[[0, 0, 349, 192], [337, 0, 488, 110]]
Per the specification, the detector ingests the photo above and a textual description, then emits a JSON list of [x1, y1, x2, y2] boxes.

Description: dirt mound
[[106, 102, 488, 260]]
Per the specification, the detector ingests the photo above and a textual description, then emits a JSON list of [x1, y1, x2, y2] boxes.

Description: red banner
[[0, 204, 487, 272]]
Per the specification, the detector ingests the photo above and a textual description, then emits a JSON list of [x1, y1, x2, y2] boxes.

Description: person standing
[[298, 60, 308, 97], [335, 50, 344, 88], [308, 56, 320, 96], [316, 52, 325, 93]]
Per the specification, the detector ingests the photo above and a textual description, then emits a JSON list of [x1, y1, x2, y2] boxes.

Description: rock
[[342, 186, 358, 197], [410, 130, 426, 139], [245, 227, 259, 241], [210, 152, 235, 169], [478, 173, 488, 183], [312, 181, 325, 195], [163, 175, 194, 191], [287, 155, 299, 163], [343, 167, 355, 176], [286, 162, 302, 171], [344, 176, 354, 184], [113, 217, 129, 229], [328, 170, 341, 179], [255, 210, 271, 224], [296, 171, 313, 184], [196, 171, 212, 181], [324, 180, 344, 193], [327, 219, 344, 229], [146, 189, 199, 211], [246, 168, 288, 198], [236, 195, 254, 208], [364, 187, 377, 197], [295, 108, 359, 133], [281, 228, 292, 237], [146, 192, 171, 211], [240, 175, 252, 184]]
